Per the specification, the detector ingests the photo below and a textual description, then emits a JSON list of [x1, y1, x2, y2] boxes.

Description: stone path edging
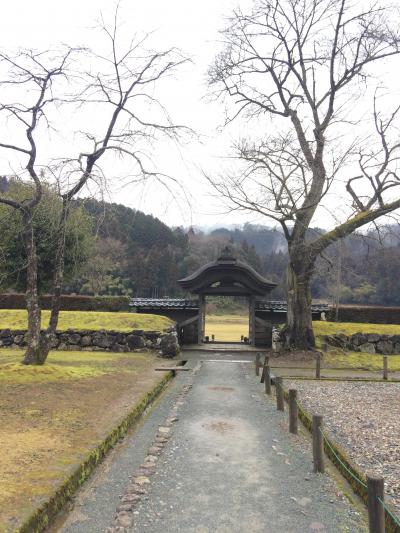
[[106, 363, 201, 532]]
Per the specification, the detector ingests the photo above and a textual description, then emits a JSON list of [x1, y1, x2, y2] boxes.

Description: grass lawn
[[205, 314, 249, 342], [313, 320, 400, 337], [0, 349, 168, 532], [0, 309, 172, 332], [205, 315, 400, 370], [322, 351, 400, 370]]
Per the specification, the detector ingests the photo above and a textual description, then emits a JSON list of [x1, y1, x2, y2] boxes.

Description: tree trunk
[[40, 199, 70, 362], [282, 254, 315, 350], [22, 213, 44, 365]]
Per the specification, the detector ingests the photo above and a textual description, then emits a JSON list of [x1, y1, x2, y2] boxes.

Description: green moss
[[15, 372, 173, 533], [313, 320, 400, 337], [0, 350, 145, 384], [0, 309, 172, 332]]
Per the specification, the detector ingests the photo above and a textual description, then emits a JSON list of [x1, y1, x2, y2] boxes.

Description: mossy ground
[[313, 320, 400, 337], [0, 309, 172, 332], [205, 315, 400, 370], [0, 349, 168, 532]]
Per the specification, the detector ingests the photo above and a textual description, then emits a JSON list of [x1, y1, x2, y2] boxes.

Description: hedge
[[0, 294, 130, 312], [327, 305, 400, 324]]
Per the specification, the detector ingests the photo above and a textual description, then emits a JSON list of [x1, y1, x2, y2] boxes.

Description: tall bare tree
[[208, 0, 400, 349], [0, 11, 188, 364]]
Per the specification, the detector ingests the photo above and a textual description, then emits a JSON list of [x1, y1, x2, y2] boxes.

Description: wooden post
[[211, 334, 215, 342], [316, 352, 321, 379], [255, 352, 261, 376], [197, 294, 205, 344], [275, 376, 284, 411], [264, 366, 271, 395], [260, 354, 270, 383], [383, 356, 388, 381], [367, 476, 385, 533], [312, 415, 325, 473], [288, 389, 298, 434]]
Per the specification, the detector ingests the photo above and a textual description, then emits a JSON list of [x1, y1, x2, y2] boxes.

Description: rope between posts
[[281, 386, 400, 528], [378, 497, 400, 527], [319, 429, 368, 489]]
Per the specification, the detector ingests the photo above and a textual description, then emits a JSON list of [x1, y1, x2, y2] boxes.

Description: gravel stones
[[107, 376, 194, 531], [286, 379, 400, 516]]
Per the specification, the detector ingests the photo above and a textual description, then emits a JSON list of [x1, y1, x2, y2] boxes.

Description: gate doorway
[[204, 296, 250, 343], [178, 247, 277, 347]]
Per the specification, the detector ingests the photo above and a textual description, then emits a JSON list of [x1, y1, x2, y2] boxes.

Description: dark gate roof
[[178, 248, 277, 297]]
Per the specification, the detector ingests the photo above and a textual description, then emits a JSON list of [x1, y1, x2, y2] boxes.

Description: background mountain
[[1, 176, 400, 305]]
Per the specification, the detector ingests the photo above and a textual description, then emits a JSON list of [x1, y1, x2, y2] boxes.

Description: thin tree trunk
[[40, 199, 69, 361], [22, 212, 44, 365], [282, 255, 315, 350]]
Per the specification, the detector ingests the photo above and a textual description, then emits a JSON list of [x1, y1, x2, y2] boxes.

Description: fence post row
[[275, 376, 284, 411], [264, 375, 392, 533], [312, 415, 325, 473], [288, 389, 298, 434]]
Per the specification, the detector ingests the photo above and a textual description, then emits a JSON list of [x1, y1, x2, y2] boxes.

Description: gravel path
[[286, 380, 400, 517], [122, 361, 366, 532], [49, 374, 188, 533]]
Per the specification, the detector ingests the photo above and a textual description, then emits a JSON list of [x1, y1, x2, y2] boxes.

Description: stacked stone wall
[[0, 328, 174, 353], [325, 332, 400, 354]]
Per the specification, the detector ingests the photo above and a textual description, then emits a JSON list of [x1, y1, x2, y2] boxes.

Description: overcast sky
[[0, 0, 399, 230]]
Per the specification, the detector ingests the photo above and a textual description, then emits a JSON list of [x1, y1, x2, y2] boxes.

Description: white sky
[[0, 0, 399, 231]]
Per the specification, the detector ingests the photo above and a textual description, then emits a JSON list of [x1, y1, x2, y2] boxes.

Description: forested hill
[[1, 184, 400, 305], [70, 199, 285, 298], [74, 200, 400, 306]]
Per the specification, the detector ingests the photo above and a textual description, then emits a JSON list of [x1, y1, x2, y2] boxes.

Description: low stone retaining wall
[[0, 328, 179, 356], [325, 332, 400, 354]]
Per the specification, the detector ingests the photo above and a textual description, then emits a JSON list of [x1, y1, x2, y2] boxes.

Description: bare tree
[[208, 0, 400, 349], [0, 10, 188, 364]]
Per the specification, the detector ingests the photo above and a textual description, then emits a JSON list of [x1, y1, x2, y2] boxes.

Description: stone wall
[[0, 328, 179, 355], [325, 332, 400, 354]]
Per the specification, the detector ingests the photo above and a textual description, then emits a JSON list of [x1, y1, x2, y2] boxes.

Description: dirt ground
[[0, 350, 168, 533]]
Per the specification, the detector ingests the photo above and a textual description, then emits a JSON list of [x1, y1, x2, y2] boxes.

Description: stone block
[[115, 333, 127, 344], [127, 334, 145, 349], [111, 344, 126, 353], [160, 333, 180, 357], [366, 333, 380, 343], [67, 344, 81, 351], [81, 335, 92, 347], [350, 333, 367, 346], [376, 340, 393, 354], [93, 334, 115, 349], [13, 334, 24, 345], [68, 333, 82, 345], [358, 342, 376, 354]]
